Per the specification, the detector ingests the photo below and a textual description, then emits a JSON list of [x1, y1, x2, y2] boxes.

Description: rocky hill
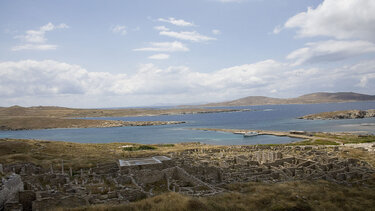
[[299, 109, 375, 120], [199, 92, 375, 107]]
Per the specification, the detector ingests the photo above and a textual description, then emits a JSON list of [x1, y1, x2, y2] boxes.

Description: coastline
[[299, 109, 375, 120], [0, 106, 250, 131], [192, 128, 375, 145], [0, 107, 251, 131], [0, 117, 185, 131], [0, 106, 250, 118]]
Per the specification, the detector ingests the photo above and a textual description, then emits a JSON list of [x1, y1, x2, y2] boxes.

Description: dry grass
[[63, 181, 375, 211], [287, 139, 339, 146], [0, 117, 116, 130], [0, 138, 185, 170], [2, 138, 375, 210], [314, 133, 375, 144], [341, 148, 375, 167]]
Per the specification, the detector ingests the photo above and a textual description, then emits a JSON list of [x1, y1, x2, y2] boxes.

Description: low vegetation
[[314, 133, 375, 144], [0, 138, 186, 170], [288, 139, 339, 146], [122, 145, 157, 151], [1, 137, 375, 210], [65, 180, 375, 211]]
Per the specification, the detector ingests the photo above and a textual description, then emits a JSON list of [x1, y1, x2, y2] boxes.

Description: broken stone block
[[4, 202, 23, 211], [19, 190, 36, 211]]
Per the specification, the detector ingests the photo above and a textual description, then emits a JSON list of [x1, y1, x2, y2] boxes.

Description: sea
[[1, 101, 374, 145]]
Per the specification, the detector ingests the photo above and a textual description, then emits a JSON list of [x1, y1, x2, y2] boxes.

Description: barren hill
[[201, 92, 375, 107]]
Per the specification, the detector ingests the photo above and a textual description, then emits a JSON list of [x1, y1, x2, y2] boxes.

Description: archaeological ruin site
[[1, 143, 374, 210]]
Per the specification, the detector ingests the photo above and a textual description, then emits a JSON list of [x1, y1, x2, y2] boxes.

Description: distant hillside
[[200, 92, 375, 107], [0, 106, 243, 118]]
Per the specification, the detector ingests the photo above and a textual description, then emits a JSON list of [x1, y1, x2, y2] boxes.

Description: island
[[0, 106, 248, 130], [299, 109, 375, 120]]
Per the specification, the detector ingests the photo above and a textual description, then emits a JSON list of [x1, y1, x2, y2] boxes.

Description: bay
[[0, 101, 374, 145]]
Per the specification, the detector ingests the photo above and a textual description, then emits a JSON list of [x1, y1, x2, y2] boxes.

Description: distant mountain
[[199, 92, 375, 107]]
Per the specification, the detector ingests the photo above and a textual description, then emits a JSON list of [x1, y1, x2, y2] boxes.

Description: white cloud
[[11, 44, 58, 51], [15, 22, 68, 43], [111, 25, 127, 35], [273, 25, 282, 34], [157, 17, 195, 27], [12, 22, 68, 51], [280, 0, 375, 41], [159, 31, 216, 42], [133, 41, 189, 52], [154, 25, 169, 31], [148, 54, 170, 60], [212, 29, 221, 35], [1, 59, 374, 107], [0, 60, 131, 97], [215, 0, 245, 2], [287, 40, 375, 65]]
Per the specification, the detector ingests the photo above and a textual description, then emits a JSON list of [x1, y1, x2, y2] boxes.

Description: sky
[[0, 0, 375, 108]]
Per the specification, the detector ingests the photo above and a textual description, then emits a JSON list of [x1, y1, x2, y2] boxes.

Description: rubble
[[0, 145, 374, 210]]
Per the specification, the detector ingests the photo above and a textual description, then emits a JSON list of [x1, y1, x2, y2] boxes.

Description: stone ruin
[[0, 144, 374, 210]]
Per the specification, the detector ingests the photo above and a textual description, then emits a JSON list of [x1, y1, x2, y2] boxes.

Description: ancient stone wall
[[0, 173, 24, 210]]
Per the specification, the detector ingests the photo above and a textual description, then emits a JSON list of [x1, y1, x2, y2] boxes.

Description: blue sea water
[[0, 102, 374, 145]]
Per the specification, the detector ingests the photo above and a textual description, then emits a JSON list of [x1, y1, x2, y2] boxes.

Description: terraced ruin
[[1, 142, 374, 210]]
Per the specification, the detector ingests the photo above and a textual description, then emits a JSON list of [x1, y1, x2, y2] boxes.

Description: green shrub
[[138, 145, 157, 150], [122, 145, 157, 151]]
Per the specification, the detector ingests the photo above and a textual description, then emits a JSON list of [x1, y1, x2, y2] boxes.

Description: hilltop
[[197, 92, 375, 107]]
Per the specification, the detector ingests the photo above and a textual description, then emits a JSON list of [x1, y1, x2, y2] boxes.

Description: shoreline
[[299, 109, 375, 120], [192, 128, 375, 145], [0, 107, 250, 131], [0, 117, 186, 131]]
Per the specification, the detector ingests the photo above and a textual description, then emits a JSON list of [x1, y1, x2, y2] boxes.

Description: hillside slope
[[201, 92, 375, 107]]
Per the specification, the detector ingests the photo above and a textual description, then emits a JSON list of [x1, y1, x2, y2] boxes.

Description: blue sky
[[1, 0, 375, 107]]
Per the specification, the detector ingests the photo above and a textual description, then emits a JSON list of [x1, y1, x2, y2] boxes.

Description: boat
[[243, 131, 258, 137]]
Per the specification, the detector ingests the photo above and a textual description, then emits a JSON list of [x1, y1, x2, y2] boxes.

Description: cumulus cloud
[[0, 60, 131, 97], [214, 0, 245, 2], [279, 0, 375, 41], [157, 17, 195, 27], [11, 44, 58, 51], [2, 59, 374, 107], [12, 22, 68, 51], [111, 25, 127, 35], [159, 30, 216, 42], [154, 26, 169, 31], [148, 54, 170, 60], [133, 41, 189, 52], [287, 40, 375, 65], [212, 29, 221, 35]]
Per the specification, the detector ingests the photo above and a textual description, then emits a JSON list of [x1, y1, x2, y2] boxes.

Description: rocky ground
[[0, 138, 375, 210], [299, 109, 375, 120]]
